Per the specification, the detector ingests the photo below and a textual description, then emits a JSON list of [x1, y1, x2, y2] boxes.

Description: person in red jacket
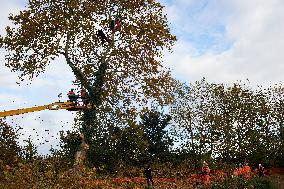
[[80, 88, 88, 106], [201, 161, 211, 185], [67, 89, 78, 104], [110, 17, 122, 33], [243, 163, 251, 180]]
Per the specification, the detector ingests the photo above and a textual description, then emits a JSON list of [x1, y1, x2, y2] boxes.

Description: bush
[[210, 176, 276, 189], [210, 177, 245, 189], [247, 177, 277, 189]]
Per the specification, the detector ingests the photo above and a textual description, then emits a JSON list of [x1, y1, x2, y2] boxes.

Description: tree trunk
[[64, 33, 110, 169]]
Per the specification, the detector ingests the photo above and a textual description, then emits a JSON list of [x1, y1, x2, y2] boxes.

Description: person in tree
[[110, 17, 122, 33], [110, 20, 115, 31], [114, 18, 122, 32], [201, 161, 210, 185], [97, 29, 109, 44], [144, 164, 154, 187], [80, 88, 88, 106], [258, 162, 265, 177]]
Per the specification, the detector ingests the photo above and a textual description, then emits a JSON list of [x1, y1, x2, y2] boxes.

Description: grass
[[270, 175, 284, 189]]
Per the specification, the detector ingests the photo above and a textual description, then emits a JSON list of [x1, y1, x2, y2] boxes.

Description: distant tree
[[0, 119, 22, 165], [22, 137, 38, 162], [140, 110, 173, 162], [170, 79, 217, 160], [269, 85, 284, 166], [171, 79, 284, 166], [55, 130, 82, 168]]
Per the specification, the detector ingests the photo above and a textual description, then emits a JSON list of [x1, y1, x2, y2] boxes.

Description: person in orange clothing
[[233, 164, 240, 177], [201, 161, 211, 185], [243, 163, 251, 180], [237, 163, 244, 177]]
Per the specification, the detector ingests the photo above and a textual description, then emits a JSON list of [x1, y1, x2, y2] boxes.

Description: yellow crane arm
[[0, 101, 83, 117]]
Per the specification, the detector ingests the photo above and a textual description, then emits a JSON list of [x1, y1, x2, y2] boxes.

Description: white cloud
[[7, 110, 76, 155], [163, 0, 284, 88], [0, 0, 24, 35]]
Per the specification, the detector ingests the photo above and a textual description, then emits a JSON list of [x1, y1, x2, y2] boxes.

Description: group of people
[[67, 88, 88, 106], [143, 161, 266, 188], [233, 161, 265, 179], [97, 17, 122, 44], [199, 161, 266, 186], [233, 162, 252, 179], [201, 161, 265, 186], [143, 161, 211, 188]]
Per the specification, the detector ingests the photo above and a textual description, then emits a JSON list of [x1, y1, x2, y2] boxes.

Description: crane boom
[[0, 101, 84, 117]]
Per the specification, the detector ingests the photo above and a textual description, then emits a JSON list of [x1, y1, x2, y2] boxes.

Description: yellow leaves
[[2, 0, 177, 119], [44, 170, 53, 180]]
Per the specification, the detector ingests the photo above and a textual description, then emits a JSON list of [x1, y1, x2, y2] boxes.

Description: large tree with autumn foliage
[[0, 0, 177, 165]]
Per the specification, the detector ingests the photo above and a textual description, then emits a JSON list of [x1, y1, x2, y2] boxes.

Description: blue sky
[[1, 0, 284, 154], [162, 0, 233, 55]]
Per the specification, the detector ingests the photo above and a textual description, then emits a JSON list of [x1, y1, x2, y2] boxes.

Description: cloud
[[7, 110, 76, 155], [0, 0, 24, 34], [162, 0, 284, 88]]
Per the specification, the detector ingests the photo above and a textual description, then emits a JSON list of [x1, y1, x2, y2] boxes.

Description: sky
[[1, 0, 284, 154]]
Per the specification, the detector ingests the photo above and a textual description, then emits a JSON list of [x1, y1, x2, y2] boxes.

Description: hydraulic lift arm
[[0, 101, 84, 117]]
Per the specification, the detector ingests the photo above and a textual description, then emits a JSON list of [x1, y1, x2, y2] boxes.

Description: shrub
[[247, 177, 277, 189], [210, 176, 276, 189]]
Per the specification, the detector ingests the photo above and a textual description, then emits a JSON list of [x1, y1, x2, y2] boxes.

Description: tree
[[140, 110, 173, 162], [171, 78, 284, 167], [0, 0, 177, 164], [0, 119, 22, 165], [170, 79, 218, 161], [22, 137, 38, 162], [109, 123, 149, 169], [269, 85, 284, 166]]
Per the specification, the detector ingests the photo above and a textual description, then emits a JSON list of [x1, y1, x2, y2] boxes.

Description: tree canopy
[[0, 0, 177, 122], [170, 79, 284, 166]]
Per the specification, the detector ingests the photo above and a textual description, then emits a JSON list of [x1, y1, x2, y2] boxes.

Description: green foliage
[[21, 137, 38, 162], [54, 130, 82, 168], [210, 176, 277, 189], [171, 79, 284, 166], [210, 177, 246, 189], [59, 110, 174, 172], [247, 177, 277, 189], [140, 110, 174, 162], [0, 119, 21, 165]]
